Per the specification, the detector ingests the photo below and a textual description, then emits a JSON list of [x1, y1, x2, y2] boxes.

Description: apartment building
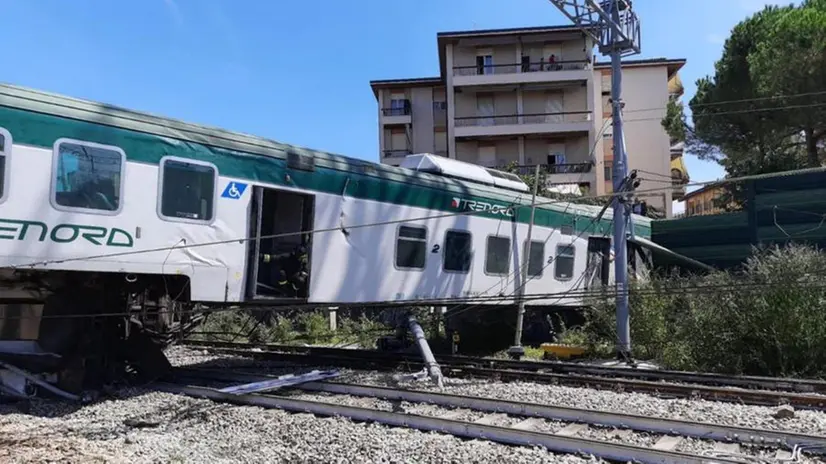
[[369, 25, 687, 217]]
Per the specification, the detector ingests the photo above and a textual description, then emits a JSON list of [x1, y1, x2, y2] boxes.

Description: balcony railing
[[381, 107, 411, 117], [454, 111, 591, 127], [383, 149, 412, 158], [453, 59, 590, 77], [501, 163, 593, 176]]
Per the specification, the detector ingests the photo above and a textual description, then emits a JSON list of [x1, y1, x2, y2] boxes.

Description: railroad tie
[[652, 435, 683, 451], [714, 443, 740, 455], [555, 423, 587, 437], [473, 414, 507, 426], [511, 418, 546, 431]]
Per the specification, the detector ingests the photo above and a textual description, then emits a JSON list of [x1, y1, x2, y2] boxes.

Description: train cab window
[[52, 139, 125, 214], [443, 230, 472, 273], [159, 158, 217, 222], [396, 225, 427, 269], [525, 240, 545, 277], [554, 244, 576, 281], [485, 236, 511, 275], [0, 129, 9, 201]]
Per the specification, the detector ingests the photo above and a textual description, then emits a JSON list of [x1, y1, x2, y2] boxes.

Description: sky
[[0, 0, 793, 212]]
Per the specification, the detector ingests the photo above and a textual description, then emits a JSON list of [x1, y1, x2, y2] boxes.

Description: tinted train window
[[526, 240, 545, 277], [554, 244, 575, 280], [160, 159, 216, 222], [485, 236, 510, 275], [396, 225, 427, 269], [53, 140, 124, 213], [444, 230, 472, 273]]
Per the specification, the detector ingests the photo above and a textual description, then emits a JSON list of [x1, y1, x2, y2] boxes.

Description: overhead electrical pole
[[547, 0, 641, 360]]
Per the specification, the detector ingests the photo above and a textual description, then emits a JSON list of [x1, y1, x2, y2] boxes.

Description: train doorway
[[246, 186, 315, 301]]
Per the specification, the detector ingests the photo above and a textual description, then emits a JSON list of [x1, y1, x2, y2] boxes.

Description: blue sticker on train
[[221, 181, 248, 199]]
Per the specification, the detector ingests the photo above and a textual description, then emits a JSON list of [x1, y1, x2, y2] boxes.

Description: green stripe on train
[[0, 104, 649, 238]]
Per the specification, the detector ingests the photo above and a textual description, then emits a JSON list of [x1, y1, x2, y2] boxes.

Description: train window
[[443, 230, 472, 273], [485, 236, 510, 275], [554, 244, 576, 281], [525, 240, 545, 278], [396, 225, 427, 269], [52, 139, 125, 214], [0, 128, 9, 202], [159, 157, 217, 222]]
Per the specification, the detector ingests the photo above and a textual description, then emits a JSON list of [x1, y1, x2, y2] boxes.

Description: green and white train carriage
[[0, 83, 652, 350]]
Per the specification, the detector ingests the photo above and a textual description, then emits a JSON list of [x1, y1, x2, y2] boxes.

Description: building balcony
[[383, 149, 412, 159], [454, 111, 592, 138], [380, 106, 411, 125], [452, 60, 591, 87], [503, 162, 595, 187]]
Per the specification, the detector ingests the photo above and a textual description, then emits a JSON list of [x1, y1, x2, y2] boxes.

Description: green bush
[[571, 244, 826, 378]]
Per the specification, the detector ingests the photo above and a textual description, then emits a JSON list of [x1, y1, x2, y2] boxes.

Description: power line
[[6, 276, 826, 322], [10, 164, 826, 271], [602, 89, 826, 116]]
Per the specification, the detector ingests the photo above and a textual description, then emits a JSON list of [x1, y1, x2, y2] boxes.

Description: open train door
[[245, 186, 315, 301], [585, 236, 611, 289]]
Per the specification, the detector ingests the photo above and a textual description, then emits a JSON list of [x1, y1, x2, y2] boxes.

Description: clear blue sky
[[0, 0, 788, 192]]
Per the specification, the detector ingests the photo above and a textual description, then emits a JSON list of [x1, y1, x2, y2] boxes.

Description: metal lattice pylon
[[548, 0, 641, 56], [546, 0, 642, 359]]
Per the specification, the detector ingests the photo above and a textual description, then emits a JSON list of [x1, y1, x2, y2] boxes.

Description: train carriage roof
[[0, 83, 651, 236]]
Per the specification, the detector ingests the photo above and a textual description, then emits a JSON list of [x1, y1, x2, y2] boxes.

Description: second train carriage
[[0, 83, 653, 387]]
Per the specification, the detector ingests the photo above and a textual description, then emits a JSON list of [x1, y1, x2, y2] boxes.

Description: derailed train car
[[0, 83, 654, 397]]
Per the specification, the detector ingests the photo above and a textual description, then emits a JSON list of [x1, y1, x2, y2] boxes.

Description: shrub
[[571, 244, 826, 378]]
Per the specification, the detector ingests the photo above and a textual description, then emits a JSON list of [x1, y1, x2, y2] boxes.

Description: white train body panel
[[0, 84, 651, 309]]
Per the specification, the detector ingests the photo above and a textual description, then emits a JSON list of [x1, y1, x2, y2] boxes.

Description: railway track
[[178, 340, 826, 410], [161, 366, 826, 464]]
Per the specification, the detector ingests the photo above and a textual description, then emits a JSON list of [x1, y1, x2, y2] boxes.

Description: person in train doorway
[[261, 242, 309, 298], [287, 243, 309, 298]]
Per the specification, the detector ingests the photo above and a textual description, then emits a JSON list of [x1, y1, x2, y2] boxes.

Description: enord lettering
[[0, 218, 135, 248], [451, 197, 515, 217]]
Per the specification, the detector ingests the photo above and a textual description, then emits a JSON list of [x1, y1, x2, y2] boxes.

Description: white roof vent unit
[[400, 153, 529, 193]]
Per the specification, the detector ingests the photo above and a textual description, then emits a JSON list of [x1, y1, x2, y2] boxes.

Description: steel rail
[[179, 340, 826, 394], [174, 366, 826, 453], [156, 380, 744, 464], [177, 345, 826, 410]]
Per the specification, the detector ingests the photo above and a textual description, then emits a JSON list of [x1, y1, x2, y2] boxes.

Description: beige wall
[[411, 87, 435, 153], [455, 139, 519, 166], [522, 86, 587, 115], [454, 91, 518, 119], [599, 66, 673, 215], [523, 135, 589, 165]]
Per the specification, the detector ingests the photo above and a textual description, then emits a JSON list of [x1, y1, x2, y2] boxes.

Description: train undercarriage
[[0, 269, 200, 400]]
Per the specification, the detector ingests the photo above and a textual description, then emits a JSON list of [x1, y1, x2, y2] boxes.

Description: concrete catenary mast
[[547, 0, 641, 359]]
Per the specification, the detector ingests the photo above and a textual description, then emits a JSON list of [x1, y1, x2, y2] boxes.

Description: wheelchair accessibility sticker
[[221, 181, 248, 199]]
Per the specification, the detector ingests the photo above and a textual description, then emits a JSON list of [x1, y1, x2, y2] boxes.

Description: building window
[[485, 236, 511, 275], [444, 230, 472, 273], [604, 161, 613, 181], [0, 128, 10, 202], [52, 139, 125, 214], [476, 54, 493, 75], [525, 240, 545, 278], [396, 225, 427, 269], [554, 244, 576, 281], [159, 158, 216, 222]]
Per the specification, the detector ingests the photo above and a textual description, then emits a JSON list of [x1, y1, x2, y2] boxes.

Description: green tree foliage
[[661, 98, 687, 144], [748, 0, 826, 168], [663, 3, 826, 209]]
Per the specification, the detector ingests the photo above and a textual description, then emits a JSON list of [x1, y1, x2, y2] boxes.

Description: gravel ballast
[[2, 345, 826, 463]]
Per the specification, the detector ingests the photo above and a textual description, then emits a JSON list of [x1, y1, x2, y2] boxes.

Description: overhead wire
[[6, 276, 826, 321], [11, 164, 826, 272]]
